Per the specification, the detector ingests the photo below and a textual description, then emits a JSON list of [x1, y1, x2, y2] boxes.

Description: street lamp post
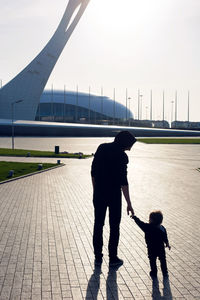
[[64, 84, 66, 122], [171, 100, 174, 127], [175, 90, 177, 122], [137, 89, 140, 120], [126, 88, 128, 123], [88, 86, 91, 124], [162, 90, 165, 128], [128, 97, 131, 126], [76, 85, 79, 123], [150, 90, 153, 121], [140, 94, 143, 120], [101, 87, 103, 124], [187, 90, 190, 123], [113, 88, 116, 125], [145, 106, 148, 120], [11, 100, 23, 150]]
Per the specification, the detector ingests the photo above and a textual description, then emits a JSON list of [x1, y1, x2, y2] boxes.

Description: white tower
[[0, 0, 90, 120]]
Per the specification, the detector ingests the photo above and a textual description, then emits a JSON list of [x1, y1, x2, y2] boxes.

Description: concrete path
[[0, 143, 200, 299]]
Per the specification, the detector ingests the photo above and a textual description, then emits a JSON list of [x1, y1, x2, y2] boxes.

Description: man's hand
[[167, 244, 171, 250], [121, 185, 134, 217], [127, 204, 134, 217]]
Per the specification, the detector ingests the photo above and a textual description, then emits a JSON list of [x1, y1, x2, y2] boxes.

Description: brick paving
[[0, 143, 200, 299]]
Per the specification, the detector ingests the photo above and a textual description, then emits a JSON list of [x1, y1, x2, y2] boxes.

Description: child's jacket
[[133, 216, 169, 256]]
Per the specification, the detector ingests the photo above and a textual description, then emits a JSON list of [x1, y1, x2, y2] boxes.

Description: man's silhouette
[[91, 131, 136, 267]]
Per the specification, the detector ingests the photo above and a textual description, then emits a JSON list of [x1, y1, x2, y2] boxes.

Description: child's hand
[[130, 213, 136, 219], [166, 244, 171, 250]]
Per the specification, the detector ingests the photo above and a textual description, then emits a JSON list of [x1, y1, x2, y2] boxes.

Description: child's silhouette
[[132, 210, 171, 279]]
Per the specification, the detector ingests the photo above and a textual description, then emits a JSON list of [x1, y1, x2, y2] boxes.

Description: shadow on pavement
[[85, 264, 122, 300], [152, 277, 173, 300], [106, 265, 121, 300], [85, 266, 101, 300]]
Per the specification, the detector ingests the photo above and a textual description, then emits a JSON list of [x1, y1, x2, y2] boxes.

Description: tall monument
[[0, 0, 90, 120]]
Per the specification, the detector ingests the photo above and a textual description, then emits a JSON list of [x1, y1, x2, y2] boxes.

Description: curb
[[0, 163, 65, 185], [0, 155, 91, 159]]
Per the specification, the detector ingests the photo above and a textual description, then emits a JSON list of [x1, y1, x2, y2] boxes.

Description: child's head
[[149, 210, 163, 226]]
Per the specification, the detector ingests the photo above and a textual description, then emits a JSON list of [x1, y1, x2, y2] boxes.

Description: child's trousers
[[149, 251, 168, 276]]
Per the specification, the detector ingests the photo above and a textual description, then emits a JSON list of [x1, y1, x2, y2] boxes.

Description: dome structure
[[36, 90, 134, 123]]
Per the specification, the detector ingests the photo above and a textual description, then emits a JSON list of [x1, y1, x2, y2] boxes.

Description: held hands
[[166, 244, 171, 250], [127, 204, 134, 217]]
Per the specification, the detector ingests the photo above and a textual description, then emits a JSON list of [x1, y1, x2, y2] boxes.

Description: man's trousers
[[93, 188, 122, 260]]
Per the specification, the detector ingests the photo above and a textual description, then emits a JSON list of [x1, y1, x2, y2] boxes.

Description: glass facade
[[35, 90, 133, 124]]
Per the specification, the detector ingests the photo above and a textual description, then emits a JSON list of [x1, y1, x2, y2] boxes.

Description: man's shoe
[[109, 257, 123, 267]]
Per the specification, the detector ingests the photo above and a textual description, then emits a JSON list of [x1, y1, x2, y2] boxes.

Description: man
[[91, 131, 136, 267]]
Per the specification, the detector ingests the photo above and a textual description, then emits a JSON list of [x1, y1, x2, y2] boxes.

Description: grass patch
[[0, 161, 57, 182], [0, 148, 91, 158], [137, 138, 200, 144]]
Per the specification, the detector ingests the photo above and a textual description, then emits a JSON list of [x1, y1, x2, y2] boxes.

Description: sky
[[0, 0, 200, 122]]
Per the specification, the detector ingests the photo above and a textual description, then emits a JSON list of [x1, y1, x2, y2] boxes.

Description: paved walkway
[[0, 143, 200, 299]]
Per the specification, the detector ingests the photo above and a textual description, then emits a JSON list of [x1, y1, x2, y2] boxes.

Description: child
[[132, 210, 171, 279]]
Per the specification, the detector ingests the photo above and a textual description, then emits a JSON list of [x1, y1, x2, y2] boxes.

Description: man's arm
[[121, 185, 134, 217], [91, 144, 103, 190], [91, 176, 95, 190]]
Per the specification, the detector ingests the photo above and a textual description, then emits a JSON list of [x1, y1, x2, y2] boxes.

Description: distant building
[[172, 121, 200, 130], [152, 120, 170, 129], [128, 119, 170, 129], [35, 90, 133, 124]]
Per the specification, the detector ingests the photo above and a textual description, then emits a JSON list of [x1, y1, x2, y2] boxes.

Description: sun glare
[[91, 0, 164, 29]]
